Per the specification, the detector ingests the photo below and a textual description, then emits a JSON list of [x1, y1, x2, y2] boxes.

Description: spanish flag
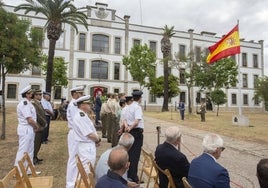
[[206, 24, 240, 64]]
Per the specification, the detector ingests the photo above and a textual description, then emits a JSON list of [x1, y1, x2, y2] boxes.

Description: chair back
[[182, 177, 192, 188], [18, 152, 53, 188], [153, 160, 176, 188], [0, 166, 25, 188], [139, 148, 157, 188], [75, 155, 95, 188]]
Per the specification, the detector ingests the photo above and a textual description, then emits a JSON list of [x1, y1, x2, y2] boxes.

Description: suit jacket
[[95, 96, 102, 111], [155, 142, 190, 188], [188, 153, 230, 188]]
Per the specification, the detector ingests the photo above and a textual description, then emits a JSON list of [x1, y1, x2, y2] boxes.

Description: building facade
[[2, 2, 265, 112]]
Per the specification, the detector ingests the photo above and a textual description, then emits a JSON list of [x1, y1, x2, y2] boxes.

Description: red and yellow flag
[[206, 24, 240, 64]]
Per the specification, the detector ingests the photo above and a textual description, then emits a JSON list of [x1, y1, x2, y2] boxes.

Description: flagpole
[[237, 20, 242, 116]]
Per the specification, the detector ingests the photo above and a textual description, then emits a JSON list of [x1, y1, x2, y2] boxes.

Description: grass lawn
[[144, 110, 268, 144], [0, 107, 267, 186]]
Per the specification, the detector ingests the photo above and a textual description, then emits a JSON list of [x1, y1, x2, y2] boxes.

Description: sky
[[3, 0, 268, 75]]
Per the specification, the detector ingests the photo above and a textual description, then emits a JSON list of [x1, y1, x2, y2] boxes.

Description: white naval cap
[[70, 86, 84, 92], [19, 85, 32, 95], [74, 95, 91, 105]]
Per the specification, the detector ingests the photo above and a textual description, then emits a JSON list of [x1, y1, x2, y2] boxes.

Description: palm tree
[[15, 0, 88, 93], [161, 25, 175, 111]]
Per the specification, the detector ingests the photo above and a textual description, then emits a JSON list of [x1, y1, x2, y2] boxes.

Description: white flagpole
[[237, 20, 242, 116]]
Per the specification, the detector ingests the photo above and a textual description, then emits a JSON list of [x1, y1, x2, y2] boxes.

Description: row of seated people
[[94, 127, 268, 188]]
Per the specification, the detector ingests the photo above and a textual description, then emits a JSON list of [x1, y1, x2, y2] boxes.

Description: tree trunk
[[1, 69, 6, 140], [46, 39, 57, 93], [162, 58, 169, 112], [217, 105, 219, 116]]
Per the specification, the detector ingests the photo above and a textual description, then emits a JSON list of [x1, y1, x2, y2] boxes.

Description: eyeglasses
[[219, 147, 225, 151]]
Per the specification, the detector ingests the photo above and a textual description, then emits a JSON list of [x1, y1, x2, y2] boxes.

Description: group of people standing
[[177, 100, 206, 122], [14, 86, 54, 173], [66, 88, 144, 188]]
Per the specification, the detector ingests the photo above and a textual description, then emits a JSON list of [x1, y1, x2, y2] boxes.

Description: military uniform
[[200, 102, 206, 122], [31, 90, 47, 164], [125, 91, 144, 183], [14, 86, 37, 167], [107, 97, 120, 147], [66, 86, 84, 188], [73, 95, 100, 173], [100, 101, 108, 138]]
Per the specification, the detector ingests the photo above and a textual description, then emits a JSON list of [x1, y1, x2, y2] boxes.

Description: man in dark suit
[[155, 126, 190, 188], [95, 91, 102, 125], [177, 101, 185, 120], [188, 133, 230, 188]]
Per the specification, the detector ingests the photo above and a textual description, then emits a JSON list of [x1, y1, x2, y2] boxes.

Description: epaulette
[[23, 101, 27, 105], [80, 112, 85, 117]]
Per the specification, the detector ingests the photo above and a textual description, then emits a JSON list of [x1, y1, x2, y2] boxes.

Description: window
[[254, 97, 260, 105], [180, 92, 186, 103], [149, 41, 157, 54], [149, 93, 156, 103], [54, 86, 62, 99], [253, 75, 258, 88], [79, 33, 86, 51], [242, 53, 247, 67], [32, 66, 41, 76], [195, 46, 201, 62], [243, 94, 248, 105], [92, 34, 109, 53], [114, 88, 119, 94], [55, 31, 64, 49], [196, 92, 201, 103], [242, 74, 248, 88], [91, 60, 108, 80], [133, 39, 141, 46], [179, 68, 185, 84], [78, 60, 85, 78], [253, 54, 258, 68], [179, 44, 186, 58], [114, 63, 120, 80], [7, 84, 17, 99], [231, 94, 237, 105], [114, 37, 121, 54], [33, 27, 43, 47]]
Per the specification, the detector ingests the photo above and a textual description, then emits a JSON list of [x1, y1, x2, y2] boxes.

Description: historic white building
[[2, 2, 265, 112]]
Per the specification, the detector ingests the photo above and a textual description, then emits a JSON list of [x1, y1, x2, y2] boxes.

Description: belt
[[130, 128, 143, 133]]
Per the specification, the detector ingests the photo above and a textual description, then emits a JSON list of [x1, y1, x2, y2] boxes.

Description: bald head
[[108, 147, 129, 171]]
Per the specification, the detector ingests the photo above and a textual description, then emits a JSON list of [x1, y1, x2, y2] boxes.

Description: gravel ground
[[141, 116, 267, 188]]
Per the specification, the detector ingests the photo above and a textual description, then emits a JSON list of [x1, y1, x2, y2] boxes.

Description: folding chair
[[0, 166, 25, 188], [139, 147, 157, 188], [75, 155, 95, 188], [182, 177, 192, 188], [153, 160, 176, 188], [18, 152, 53, 188]]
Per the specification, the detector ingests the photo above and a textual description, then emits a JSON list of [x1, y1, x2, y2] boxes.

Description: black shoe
[[33, 158, 42, 165], [37, 157, 43, 162], [42, 141, 47, 144]]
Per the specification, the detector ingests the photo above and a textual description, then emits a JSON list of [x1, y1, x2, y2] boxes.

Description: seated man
[[95, 147, 129, 188], [95, 133, 138, 187], [155, 126, 190, 188], [188, 133, 230, 188], [257, 158, 268, 188]]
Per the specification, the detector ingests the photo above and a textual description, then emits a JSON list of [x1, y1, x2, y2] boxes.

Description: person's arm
[[26, 117, 38, 132], [215, 168, 230, 188]]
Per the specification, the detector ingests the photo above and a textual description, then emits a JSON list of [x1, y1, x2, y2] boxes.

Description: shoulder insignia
[[80, 112, 85, 117], [23, 101, 27, 105]]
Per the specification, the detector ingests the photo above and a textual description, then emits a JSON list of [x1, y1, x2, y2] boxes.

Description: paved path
[[141, 116, 268, 188]]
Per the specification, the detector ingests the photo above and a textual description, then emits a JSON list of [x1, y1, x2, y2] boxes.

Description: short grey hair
[[165, 126, 181, 143], [118, 133, 135, 150], [202, 134, 224, 153]]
